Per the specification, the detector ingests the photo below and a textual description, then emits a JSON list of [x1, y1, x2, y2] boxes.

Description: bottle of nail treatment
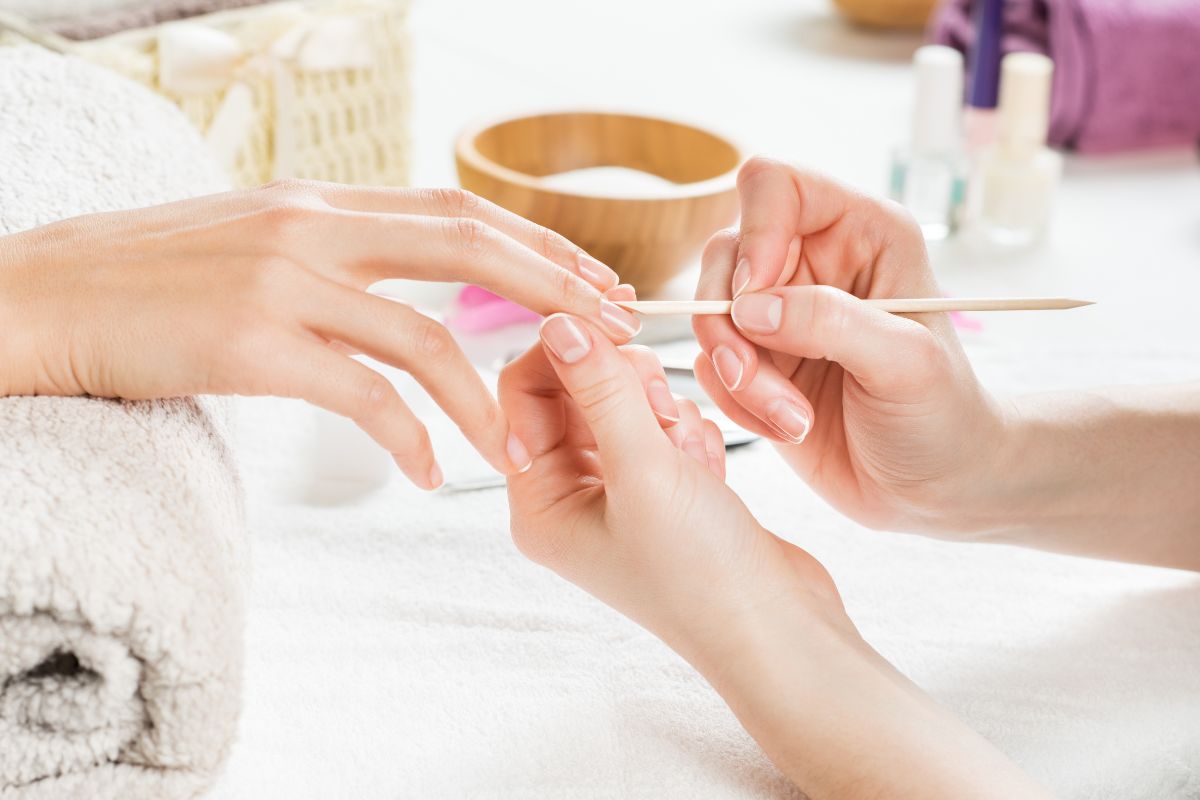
[[889, 45, 968, 242], [975, 52, 1063, 248]]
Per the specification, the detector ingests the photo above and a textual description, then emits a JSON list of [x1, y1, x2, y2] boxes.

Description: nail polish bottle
[[977, 52, 1063, 248], [963, 0, 1004, 159], [889, 45, 967, 241]]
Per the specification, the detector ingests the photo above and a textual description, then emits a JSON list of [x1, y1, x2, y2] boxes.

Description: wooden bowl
[[831, 0, 938, 29], [455, 111, 741, 295]]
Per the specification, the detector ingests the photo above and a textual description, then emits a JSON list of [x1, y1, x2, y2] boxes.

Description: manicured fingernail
[[507, 431, 533, 473], [683, 435, 708, 465], [765, 399, 810, 443], [646, 378, 680, 423], [711, 346, 746, 392], [604, 283, 637, 302], [731, 294, 782, 335], [428, 461, 445, 489], [732, 258, 752, 297], [599, 299, 642, 339], [577, 252, 619, 291], [540, 314, 592, 363]]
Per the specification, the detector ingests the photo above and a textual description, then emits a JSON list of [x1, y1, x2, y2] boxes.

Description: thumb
[[730, 285, 945, 399], [538, 313, 664, 464]]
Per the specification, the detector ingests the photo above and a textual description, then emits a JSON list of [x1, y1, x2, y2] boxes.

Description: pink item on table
[[444, 285, 541, 333], [950, 310, 985, 332], [930, 0, 1200, 154]]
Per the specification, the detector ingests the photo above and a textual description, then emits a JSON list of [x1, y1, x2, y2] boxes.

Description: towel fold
[[930, 0, 1200, 153], [0, 46, 245, 798], [48, 0, 272, 41]]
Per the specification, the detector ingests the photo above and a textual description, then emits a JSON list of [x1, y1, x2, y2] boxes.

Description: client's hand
[[500, 312, 842, 665], [0, 181, 641, 489], [693, 157, 1007, 534], [500, 313, 1050, 799]]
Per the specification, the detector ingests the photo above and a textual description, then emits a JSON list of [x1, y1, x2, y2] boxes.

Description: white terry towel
[[0, 47, 245, 798]]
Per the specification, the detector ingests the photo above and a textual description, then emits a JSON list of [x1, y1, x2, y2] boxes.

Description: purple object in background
[[931, 0, 1200, 153], [965, 0, 1005, 110]]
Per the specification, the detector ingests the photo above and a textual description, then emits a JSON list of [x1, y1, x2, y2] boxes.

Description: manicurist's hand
[[500, 314, 1052, 800], [693, 157, 1007, 534], [0, 181, 642, 489]]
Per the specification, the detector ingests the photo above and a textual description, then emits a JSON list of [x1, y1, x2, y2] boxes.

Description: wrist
[[0, 228, 54, 396], [674, 534, 858, 694]]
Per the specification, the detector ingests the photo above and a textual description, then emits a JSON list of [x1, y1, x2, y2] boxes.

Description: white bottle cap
[[910, 45, 964, 155], [997, 52, 1054, 157]]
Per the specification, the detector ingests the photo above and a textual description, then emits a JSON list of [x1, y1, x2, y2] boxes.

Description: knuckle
[[550, 261, 585, 308], [808, 285, 849, 343], [427, 187, 483, 218], [355, 373, 394, 420], [736, 154, 783, 186], [251, 196, 323, 241], [569, 375, 625, 418], [451, 216, 493, 257], [905, 328, 947, 381], [877, 199, 926, 246], [533, 223, 572, 263], [410, 318, 456, 364]]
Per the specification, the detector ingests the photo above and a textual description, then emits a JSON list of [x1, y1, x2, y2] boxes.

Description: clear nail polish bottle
[[976, 52, 1063, 248], [889, 45, 968, 242]]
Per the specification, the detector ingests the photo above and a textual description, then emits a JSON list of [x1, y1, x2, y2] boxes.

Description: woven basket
[[0, 0, 412, 188]]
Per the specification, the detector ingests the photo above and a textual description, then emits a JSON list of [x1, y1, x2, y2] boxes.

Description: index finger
[[275, 181, 621, 292], [732, 157, 856, 296]]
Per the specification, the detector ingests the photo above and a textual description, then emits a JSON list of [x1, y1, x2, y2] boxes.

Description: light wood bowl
[[455, 111, 741, 295], [831, 0, 938, 29]]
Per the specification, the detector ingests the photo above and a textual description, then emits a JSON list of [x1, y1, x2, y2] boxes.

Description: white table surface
[[213, 2, 1200, 797]]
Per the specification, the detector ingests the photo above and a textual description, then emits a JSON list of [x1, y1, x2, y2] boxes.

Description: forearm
[[693, 594, 1051, 799], [969, 384, 1200, 570]]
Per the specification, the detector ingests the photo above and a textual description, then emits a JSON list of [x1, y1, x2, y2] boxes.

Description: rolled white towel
[[0, 46, 245, 798]]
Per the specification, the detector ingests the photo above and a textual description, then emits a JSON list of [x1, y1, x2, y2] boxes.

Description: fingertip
[[702, 419, 726, 480], [428, 461, 445, 490], [506, 430, 534, 474], [604, 283, 637, 302], [599, 298, 642, 341], [393, 451, 442, 491], [540, 313, 594, 364]]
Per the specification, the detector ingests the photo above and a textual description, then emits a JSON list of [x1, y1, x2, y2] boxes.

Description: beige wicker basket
[[0, 0, 412, 188]]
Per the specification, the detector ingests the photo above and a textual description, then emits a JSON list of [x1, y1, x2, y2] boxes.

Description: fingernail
[[540, 314, 592, 363], [599, 299, 642, 339], [732, 258, 752, 297], [711, 346, 746, 392], [731, 294, 782, 335], [765, 399, 810, 443], [428, 461, 445, 489], [507, 431, 533, 473], [646, 378, 680, 424], [604, 283, 637, 302], [683, 435, 708, 465], [577, 252, 619, 291]]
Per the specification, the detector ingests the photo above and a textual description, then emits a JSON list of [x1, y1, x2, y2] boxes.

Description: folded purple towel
[[930, 0, 1200, 153]]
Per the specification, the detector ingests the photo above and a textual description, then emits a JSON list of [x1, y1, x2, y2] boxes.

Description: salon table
[[210, 0, 1200, 797]]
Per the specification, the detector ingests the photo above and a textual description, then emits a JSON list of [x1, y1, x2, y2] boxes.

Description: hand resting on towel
[[695, 157, 1200, 571], [0, 181, 641, 490], [500, 314, 1053, 799]]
